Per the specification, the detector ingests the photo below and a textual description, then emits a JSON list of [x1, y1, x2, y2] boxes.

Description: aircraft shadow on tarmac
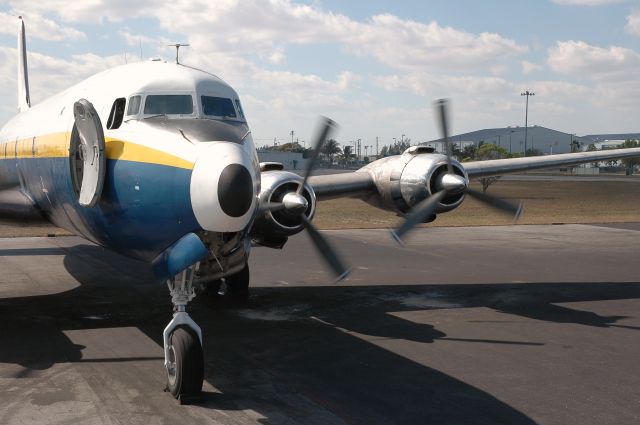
[[1, 244, 639, 424]]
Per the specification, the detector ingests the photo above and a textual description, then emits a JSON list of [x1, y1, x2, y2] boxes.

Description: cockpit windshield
[[201, 96, 237, 118], [144, 95, 193, 115]]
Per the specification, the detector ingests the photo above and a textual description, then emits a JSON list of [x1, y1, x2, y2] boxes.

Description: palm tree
[[342, 145, 353, 165], [321, 139, 342, 165]]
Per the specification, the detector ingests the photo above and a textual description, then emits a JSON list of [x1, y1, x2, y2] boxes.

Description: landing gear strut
[[163, 264, 204, 403], [224, 264, 251, 303], [206, 264, 251, 305]]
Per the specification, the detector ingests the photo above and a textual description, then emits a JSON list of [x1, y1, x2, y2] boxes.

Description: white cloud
[[374, 73, 515, 98], [0, 11, 85, 41], [625, 9, 640, 36], [548, 40, 640, 79], [119, 31, 163, 48], [8, 0, 156, 23], [268, 46, 285, 65], [3, 0, 638, 139], [10, 0, 526, 73], [552, 0, 623, 5], [522, 60, 543, 74], [0, 46, 128, 109]]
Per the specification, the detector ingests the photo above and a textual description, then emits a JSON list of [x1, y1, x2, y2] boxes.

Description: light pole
[[521, 90, 534, 156]]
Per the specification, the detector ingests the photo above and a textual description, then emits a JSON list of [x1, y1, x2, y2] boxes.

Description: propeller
[[261, 117, 350, 281], [391, 99, 523, 243]]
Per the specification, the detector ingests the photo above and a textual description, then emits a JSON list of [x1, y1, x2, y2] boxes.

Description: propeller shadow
[[1, 242, 638, 423]]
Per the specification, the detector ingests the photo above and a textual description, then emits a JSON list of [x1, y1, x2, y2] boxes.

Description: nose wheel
[[165, 326, 203, 401], [163, 264, 204, 403]]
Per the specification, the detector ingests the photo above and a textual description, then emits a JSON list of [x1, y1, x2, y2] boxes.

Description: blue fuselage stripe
[[1, 156, 201, 261]]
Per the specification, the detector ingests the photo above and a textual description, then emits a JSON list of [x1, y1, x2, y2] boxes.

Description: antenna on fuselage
[[167, 43, 189, 64]]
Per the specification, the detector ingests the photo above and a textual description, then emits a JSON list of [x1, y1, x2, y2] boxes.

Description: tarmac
[[0, 223, 639, 425]]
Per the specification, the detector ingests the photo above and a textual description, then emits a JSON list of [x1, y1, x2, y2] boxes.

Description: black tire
[[225, 264, 250, 304], [165, 326, 204, 403]]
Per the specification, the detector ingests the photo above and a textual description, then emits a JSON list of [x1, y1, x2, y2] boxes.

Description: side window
[[107, 98, 126, 129], [235, 99, 245, 119], [127, 95, 141, 116]]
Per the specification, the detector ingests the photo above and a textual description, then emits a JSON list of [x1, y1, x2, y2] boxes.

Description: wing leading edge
[[464, 147, 640, 179]]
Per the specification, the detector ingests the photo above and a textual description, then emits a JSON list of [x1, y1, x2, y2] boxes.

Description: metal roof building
[[582, 133, 640, 143], [422, 126, 593, 155]]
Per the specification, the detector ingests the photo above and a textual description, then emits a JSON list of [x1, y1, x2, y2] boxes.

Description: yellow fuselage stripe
[[0, 132, 194, 170]]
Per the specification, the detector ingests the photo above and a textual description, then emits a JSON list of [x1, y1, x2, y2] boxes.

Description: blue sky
[[1, 0, 640, 148]]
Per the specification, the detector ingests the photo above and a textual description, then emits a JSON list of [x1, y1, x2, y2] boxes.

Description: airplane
[[3, 17, 640, 402]]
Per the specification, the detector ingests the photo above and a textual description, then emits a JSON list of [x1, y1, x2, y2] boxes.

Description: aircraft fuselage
[[0, 61, 261, 262]]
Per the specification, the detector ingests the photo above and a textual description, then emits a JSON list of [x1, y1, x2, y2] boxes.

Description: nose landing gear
[[163, 264, 204, 403]]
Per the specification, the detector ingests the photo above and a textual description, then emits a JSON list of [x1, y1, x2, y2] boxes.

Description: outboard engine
[[362, 146, 468, 218]]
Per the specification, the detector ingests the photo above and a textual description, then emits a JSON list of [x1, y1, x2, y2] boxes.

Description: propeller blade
[[298, 116, 338, 194], [302, 216, 350, 281], [391, 190, 447, 244], [466, 187, 524, 221], [435, 98, 453, 175]]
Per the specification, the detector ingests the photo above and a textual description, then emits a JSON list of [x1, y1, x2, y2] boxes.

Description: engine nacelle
[[361, 146, 468, 217], [251, 170, 316, 248]]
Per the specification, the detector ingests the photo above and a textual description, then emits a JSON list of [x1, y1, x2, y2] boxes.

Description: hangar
[[423, 126, 593, 155]]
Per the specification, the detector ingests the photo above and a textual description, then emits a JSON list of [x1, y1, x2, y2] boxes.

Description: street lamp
[[521, 90, 534, 156]]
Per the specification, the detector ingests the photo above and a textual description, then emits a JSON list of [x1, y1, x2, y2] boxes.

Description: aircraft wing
[[308, 147, 640, 200], [464, 147, 640, 179], [308, 171, 376, 200]]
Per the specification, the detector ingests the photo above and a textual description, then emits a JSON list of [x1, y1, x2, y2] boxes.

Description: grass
[[312, 179, 640, 229], [2, 179, 640, 237]]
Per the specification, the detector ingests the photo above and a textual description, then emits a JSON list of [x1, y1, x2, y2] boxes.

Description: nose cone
[[440, 173, 467, 194], [190, 143, 258, 232], [218, 164, 253, 217]]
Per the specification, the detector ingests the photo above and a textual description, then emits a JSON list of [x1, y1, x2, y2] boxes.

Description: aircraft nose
[[190, 143, 258, 232], [218, 163, 253, 217]]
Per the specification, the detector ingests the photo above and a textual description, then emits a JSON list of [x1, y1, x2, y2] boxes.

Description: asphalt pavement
[[0, 224, 639, 424]]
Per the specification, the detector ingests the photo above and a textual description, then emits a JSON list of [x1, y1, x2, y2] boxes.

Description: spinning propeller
[[260, 117, 351, 281], [391, 99, 523, 243]]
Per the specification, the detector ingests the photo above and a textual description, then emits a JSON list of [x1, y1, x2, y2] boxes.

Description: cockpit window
[[201, 96, 236, 118], [144, 95, 193, 115], [234, 99, 245, 119], [127, 95, 141, 116]]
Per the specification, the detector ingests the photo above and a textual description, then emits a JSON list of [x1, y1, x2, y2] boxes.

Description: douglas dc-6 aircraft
[[4, 18, 640, 402]]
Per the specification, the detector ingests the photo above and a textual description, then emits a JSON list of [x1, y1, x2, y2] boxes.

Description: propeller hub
[[438, 173, 467, 194], [282, 192, 308, 215]]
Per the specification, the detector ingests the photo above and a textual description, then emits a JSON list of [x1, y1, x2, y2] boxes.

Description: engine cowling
[[251, 170, 316, 248], [361, 146, 468, 218]]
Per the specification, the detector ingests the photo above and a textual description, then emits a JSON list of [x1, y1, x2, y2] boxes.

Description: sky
[[1, 0, 640, 149]]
